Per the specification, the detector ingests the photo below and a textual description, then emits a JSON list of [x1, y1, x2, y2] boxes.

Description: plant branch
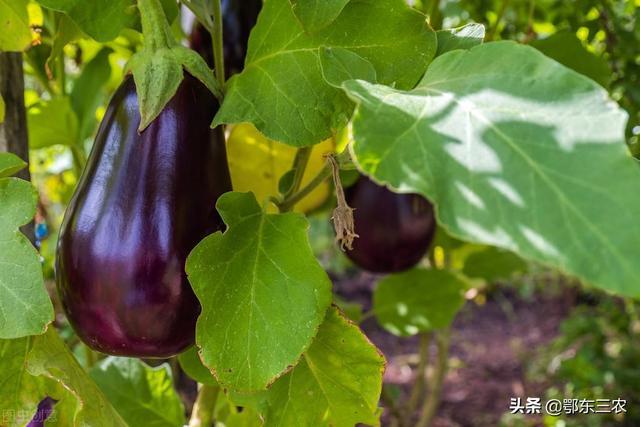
[[407, 333, 433, 417], [212, 0, 225, 87], [277, 164, 331, 212], [189, 384, 220, 427], [417, 328, 451, 427], [282, 146, 312, 200], [487, 0, 511, 41]]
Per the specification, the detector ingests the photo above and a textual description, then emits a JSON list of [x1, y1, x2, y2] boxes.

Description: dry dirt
[[334, 272, 575, 427]]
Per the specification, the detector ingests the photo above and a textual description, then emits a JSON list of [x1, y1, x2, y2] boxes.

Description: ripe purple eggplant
[[345, 176, 436, 273], [55, 74, 232, 357], [189, 0, 262, 76]]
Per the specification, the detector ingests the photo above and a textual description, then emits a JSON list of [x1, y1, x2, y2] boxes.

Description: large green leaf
[[26, 328, 128, 427], [35, 0, 178, 42], [214, 0, 436, 147], [0, 156, 53, 339], [186, 192, 332, 392], [0, 95, 5, 123], [90, 357, 186, 427], [27, 97, 79, 149], [531, 31, 611, 88], [0, 0, 31, 52], [373, 269, 466, 336], [289, 0, 350, 33], [251, 306, 385, 427], [344, 41, 640, 297], [36, 0, 132, 42]]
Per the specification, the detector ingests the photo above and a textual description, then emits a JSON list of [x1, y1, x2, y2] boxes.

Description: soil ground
[[334, 272, 574, 427]]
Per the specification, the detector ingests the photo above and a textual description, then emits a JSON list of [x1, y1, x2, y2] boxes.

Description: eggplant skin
[[56, 74, 232, 358], [189, 0, 262, 76], [345, 177, 436, 273]]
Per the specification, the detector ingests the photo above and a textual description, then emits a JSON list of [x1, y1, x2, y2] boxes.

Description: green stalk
[[278, 162, 331, 212], [212, 0, 226, 87], [416, 328, 452, 427], [138, 0, 175, 50], [407, 333, 433, 416], [189, 384, 220, 427], [285, 147, 312, 195]]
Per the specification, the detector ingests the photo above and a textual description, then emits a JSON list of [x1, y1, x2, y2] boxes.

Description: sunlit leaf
[[186, 192, 332, 392], [344, 41, 640, 297], [436, 23, 485, 56], [0, 155, 53, 338], [214, 0, 436, 147]]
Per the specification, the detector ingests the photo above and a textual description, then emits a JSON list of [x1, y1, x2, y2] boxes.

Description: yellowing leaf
[[0, 0, 31, 52], [227, 123, 334, 213]]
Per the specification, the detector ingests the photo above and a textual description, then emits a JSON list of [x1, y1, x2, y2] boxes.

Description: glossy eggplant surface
[[56, 74, 232, 357], [189, 0, 262, 76], [345, 176, 436, 273]]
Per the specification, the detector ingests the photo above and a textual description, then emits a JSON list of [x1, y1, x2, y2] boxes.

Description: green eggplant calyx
[[128, 0, 223, 132]]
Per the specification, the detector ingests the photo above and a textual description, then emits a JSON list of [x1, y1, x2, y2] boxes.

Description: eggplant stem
[[189, 384, 220, 427], [137, 0, 176, 51], [212, 0, 226, 87], [416, 328, 451, 427]]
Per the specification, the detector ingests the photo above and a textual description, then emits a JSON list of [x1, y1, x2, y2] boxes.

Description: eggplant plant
[[0, 0, 639, 426]]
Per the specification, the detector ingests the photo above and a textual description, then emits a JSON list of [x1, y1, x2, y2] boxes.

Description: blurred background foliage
[[19, 0, 640, 425]]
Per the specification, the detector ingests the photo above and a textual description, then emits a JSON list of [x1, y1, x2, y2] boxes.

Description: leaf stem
[[284, 146, 312, 195], [188, 384, 220, 427], [212, 0, 226, 87], [276, 149, 352, 212], [416, 328, 451, 427], [277, 165, 331, 212]]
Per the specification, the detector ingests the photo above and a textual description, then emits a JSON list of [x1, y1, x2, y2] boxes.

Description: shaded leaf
[[0, 152, 26, 178], [70, 48, 112, 141], [186, 192, 332, 392], [373, 269, 466, 336], [91, 357, 186, 427], [27, 97, 79, 149], [289, 0, 350, 33], [0, 338, 46, 427], [26, 328, 127, 427], [259, 307, 384, 426], [531, 31, 611, 88], [463, 246, 527, 282], [214, 0, 436, 147], [178, 346, 218, 386], [46, 15, 82, 79], [36, 0, 132, 42], [344, 41, 640, 297], [320, 47, 377, 88]]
